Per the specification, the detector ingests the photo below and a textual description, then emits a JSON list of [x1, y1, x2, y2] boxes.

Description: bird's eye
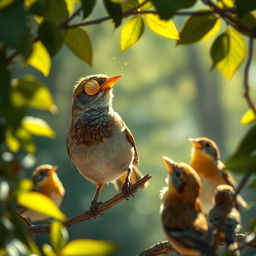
[[40, 171, 44, 176], [175, 171, 181, 178], [205, 142, 210, 148], [84, 80, 100, 95]]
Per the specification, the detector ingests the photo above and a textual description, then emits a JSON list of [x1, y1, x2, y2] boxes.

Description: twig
[[139, 234, 256, 256], [29, 174, 151, 233], [234, 171, 253, 198], [59, 6, 83, 28], [243, 35, 256, 114]]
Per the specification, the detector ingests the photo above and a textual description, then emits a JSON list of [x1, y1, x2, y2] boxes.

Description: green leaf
[[210, 28, 246, 80], [249, 177, 256, 188], [226, 155, 256, 173], [138, 0, 153, 9], [120, 16, 144, 51], [44, 0, 68, 25], [39, 21, 63, 56], [145, 14, 179, 39], [236, 0, 256, 16], [61, 239, 118, 256], [0, 0, 31, 53], [151, 0, 181, 19], [181, 0, 197, 8], [65, 28, 93, 65], [17, 192, 66, 221], [14, 75, 57, 113], [21, 116, 56, 138], [16, 127, 36, 153], [81, 0, 96, 18], [26, 41, 51, 76], [178, 13, 221, 45], [42, 244, 57, 256], [227, 124, 256, 157], [0, 0, 15, 9], [241, 108, 256, 125], [103, 0, 122, 28], [50, 221, 69, 251]]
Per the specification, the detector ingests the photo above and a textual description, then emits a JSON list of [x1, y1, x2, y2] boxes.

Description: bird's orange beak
[[188, 138, 202, 149], [49, 165, 59, 174], [162, 156, 175, 174], [101, 75, 122, 91]]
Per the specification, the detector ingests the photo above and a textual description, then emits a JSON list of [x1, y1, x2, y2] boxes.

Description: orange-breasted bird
[[208, 184, 241, 255], [189, 137, 247, 213], [160, 157, 213, 256], [67, 74, 145, 215], [19, 164, 65, 222]]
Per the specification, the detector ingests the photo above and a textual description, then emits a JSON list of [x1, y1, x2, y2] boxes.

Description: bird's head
[[32, 164, 58, 185], [214, 184, 235, 205], [189, 137, 220, 162], [71, 74, 122, 112], [162, 156, 201, 199]]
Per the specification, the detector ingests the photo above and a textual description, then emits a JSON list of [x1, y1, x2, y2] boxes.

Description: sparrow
[[19, 164, 65, 222], [67, 74, 145, 216], [208, 184, 241, 255], [160, 157, 213, 256], [189, 137, 247, 213]]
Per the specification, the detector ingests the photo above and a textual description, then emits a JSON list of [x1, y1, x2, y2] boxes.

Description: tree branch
[[29, 174, 151, 233], [138, 234, 256, 256]]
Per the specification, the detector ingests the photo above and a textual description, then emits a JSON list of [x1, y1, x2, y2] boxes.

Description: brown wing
[[218, 161, 236, 187], [123, 127, 139, 167]]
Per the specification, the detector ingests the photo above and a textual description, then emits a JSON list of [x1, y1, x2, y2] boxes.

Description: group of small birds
[[19, 74, 246, 255]]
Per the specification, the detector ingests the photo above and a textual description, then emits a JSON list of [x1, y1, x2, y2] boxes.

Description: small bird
[[19, 164, 65, 222], [67, 74, 145, 215], [160, 157, 213, 256], [208, 184, 241, 255], [189, 137, 247, 213]]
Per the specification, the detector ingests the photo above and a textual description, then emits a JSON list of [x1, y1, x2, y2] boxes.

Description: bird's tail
[[113, 166, 148, 192]]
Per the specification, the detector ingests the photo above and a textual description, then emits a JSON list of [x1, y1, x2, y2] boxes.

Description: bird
[[67, 74, 145, 216], [19, 164, 65, 222], [208, 184, 241, 255], [160, 156, 213, 256], [189, 137, 247, 213]]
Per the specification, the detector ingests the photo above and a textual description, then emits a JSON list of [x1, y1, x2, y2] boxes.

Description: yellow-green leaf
[[5, 129, 20, 153], [50, 221, 69, 251], [241, 109, 256, 125], [19, 179, 33, 192], [0, 0, 15, 9], [210, 28, 246, 80], [17, 192, 66, 221], [65, 0, 75, 15], [42, 244, 57, 256], [145, 14, 179, 39], [120, 16, 144, 51], [21, 116, 56, 138], [65, 28, 92, 65], [61, 239, 118, 256], [26, 41, 51, 76], [14, 75, 57, 113], [178, 12, 221, 45]]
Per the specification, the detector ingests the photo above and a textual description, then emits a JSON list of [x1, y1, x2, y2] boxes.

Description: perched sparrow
[[67, 74, 145, 215], [208, 184, 241, 255], [19, 165, 65, 222], [160, 157, 213, 256], [189, 137, 247, 213]]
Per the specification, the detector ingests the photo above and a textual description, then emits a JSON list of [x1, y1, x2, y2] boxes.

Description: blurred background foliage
[[0, 0, 256, 255]]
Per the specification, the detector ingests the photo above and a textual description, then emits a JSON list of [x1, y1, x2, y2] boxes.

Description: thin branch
[[234, 170, 254, 198], [29, 174, 151, 233], [59, 6, 83, 28], [138, 234, 256, 256], [243, 35, 256, 114]]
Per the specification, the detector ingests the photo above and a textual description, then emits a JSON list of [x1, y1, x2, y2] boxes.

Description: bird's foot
[[122, 180, 135, 200], [90, 200, 103, 218]]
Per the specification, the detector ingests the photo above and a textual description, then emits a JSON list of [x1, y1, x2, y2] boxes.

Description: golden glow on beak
[[162, 156, 175, 174], [188, 138, 202, 149], [101, 75, 122, 91], [49, 165, 58, 174]]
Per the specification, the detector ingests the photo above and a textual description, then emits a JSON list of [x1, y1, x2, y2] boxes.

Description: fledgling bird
[[19, 164, 65, 222], [189, 137, 247, 213], [208, 184, 241, 255], [67, 74, 145, 215], [160, 157, 213, 256]]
